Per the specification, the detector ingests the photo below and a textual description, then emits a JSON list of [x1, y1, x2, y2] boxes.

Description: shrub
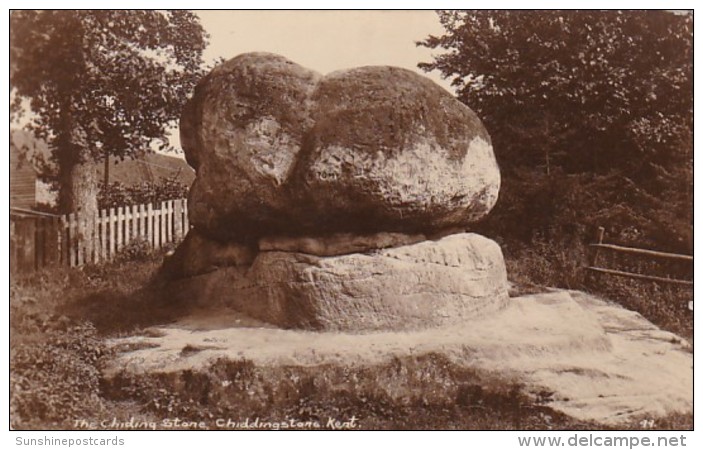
[[503, 237, 587, 291], [502, 237, 692, 341], [113, 236, 153, 263], [10, 322, 109, 429], [593, 275, 692, 340], [98, 177, 189, 210], [478, 169, 691, 255]]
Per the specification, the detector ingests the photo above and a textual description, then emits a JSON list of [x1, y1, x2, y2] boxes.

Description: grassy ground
[[503, 238, 693, 342], [10, 251, 170, 429], [9, 245, 693, 430]]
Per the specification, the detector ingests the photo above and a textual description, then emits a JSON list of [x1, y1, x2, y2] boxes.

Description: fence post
[[131, 204, 139, 245], [59, 215, 67, 266], [124, 205, 131, 247], [591, 227, 605, 266], [87, 213, 97, 265], [159, 201, 166, 248], [153, 203, 159, 249], [10, 219, 17, 274], [13, 216, 37, 273], [91, 210, 100, 264], [166, 200, 174, 244], [35, 217, 44, 270], [183, 198, 189, 232], [117, 206, 125, 252], [107, 208, 115, 259], [80, 214, 88, 266], [585, 226, 604, 285], [146, 203, 154, 250], [99, 209, 106, 262], [138, 204, 145, 242], [79, 214, 88, 267], [174, 199, 183, 240], [45, 216, 60, 267], [67, 213, 76, 267]]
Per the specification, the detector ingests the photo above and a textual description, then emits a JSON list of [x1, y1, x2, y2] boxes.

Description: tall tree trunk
[[56, 99, 98, 219], [58, 158, 98, 256], [58, 159, 98, 217], [56, 103, 99, 249]]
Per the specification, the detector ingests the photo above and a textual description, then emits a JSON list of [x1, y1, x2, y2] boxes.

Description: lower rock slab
[[104, 290, 692, 426]]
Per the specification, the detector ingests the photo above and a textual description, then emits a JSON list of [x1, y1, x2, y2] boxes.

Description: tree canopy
[[418, 10, 692, 252], [418, 10, 692, 174], [10, 10, 209, 213]]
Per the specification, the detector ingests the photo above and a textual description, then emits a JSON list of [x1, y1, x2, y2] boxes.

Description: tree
[[10, 10, 208, 216], [418, 11, 692, 178], [418, 11, 693, 251]]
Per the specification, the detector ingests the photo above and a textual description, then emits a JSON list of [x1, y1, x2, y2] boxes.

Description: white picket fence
[[10, 198, 190, 271], [65, 198, 190, 267]]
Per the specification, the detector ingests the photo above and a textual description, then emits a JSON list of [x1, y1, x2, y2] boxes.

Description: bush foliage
[[11, 323, 107, 429], [420, 11, 692, 254], [97, 177, 189, 210], [420, 11, 693, 337]]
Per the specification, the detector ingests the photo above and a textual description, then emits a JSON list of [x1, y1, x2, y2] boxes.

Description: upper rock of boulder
[[181, 52, 500, 242]]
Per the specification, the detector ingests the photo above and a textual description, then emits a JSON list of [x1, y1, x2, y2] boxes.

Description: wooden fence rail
[[585, 227, 693, 287], [10, 198, 189, 274]]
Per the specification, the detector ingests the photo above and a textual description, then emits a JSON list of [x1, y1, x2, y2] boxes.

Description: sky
[[196, 10, 451, 90], [165, 10, 451, 153], [9, 11, 451, 158]]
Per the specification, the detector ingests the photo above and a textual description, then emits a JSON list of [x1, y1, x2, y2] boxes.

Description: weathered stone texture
[[180, 52, 500, 241], [165, 233, 508, 331]]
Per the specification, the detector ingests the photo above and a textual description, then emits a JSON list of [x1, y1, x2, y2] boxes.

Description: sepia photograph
[[7, 7, 694, 440]]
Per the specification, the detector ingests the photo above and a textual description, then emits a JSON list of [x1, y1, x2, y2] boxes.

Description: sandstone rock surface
[[296, 67, 500, 236], [180, 52, 500, 241], [161, 229, 256, 279], [163, 233, 509, 331], [181, 53, 321, 241], [106, 290, 693, 426], [169, 53, 507, 332], [258, 231, 427, 257]]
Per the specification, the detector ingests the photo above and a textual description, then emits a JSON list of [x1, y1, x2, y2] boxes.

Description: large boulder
[[181, 52, 500, 242], [181, 53, 321, 242], [168, 53, 508, 333], [295, 67, 500, 235], [164, 233, 509, 331]]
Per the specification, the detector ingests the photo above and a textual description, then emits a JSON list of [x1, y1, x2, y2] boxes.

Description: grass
[[101, 354, 605, 431], [10, 243, 693, 430], [10, 249, 189, 430], [503, 238, 693, 342]]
